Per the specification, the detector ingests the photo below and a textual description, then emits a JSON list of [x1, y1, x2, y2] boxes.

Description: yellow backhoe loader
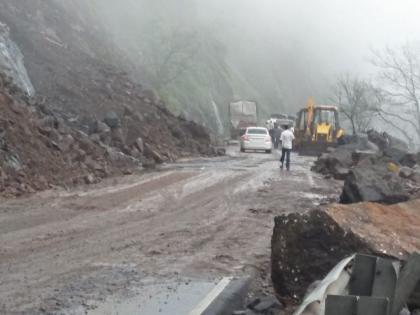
[[294, 98, 344, 156]]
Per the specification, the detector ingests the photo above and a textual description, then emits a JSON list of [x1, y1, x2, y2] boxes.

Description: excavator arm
[[305, 97, 315, 137]]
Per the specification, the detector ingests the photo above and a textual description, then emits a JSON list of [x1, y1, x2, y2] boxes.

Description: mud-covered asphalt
[[0, 147, 341, 314]]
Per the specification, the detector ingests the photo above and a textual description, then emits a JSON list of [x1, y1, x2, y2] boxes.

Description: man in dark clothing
[[273, 124, 282, 149]]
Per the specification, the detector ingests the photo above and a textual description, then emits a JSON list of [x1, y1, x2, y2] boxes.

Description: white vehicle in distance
[[240, 127, 273, 153]]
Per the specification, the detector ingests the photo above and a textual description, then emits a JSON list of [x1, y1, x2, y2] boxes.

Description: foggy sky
[[78, 0, 420, 114], [200, 0, 420, 76]]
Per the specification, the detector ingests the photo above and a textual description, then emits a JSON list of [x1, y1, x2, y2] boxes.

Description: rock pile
[[87, 103, 218, 168], [312, 131, 420, 204], [0, 74, 139, 197], [0, 70, 220, 197], [312, 136, 379, 180]]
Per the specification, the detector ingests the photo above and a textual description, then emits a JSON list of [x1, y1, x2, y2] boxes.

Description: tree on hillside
[[331, 74, 378, 135], [140, 23, 201, 91], [371, 45, 420, 147]]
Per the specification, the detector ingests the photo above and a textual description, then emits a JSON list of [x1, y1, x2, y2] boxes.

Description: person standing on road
[[273, 124, 282, 149], [266, 120, 274, 143], [280, 125, 295, 171]]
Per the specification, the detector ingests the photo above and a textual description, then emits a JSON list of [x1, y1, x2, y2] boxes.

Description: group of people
[[266, 120, 295, 171]]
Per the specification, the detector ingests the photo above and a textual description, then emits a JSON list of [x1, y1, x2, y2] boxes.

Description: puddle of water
[[300, 192, 324, 200], [86, 279, 219, 315]]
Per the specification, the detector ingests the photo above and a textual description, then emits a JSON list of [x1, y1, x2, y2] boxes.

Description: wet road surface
[[0, 147, 341, 314]]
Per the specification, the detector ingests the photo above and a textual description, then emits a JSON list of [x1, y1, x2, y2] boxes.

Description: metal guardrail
[[325, 253, 420, 315]]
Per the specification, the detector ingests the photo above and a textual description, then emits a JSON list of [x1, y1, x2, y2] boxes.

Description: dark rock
[[95, 120, 111, 134], [84, 174, 95, 184], [340, 157, 410, 205], [122, 104, 135, 117], [367, 129, 390, 150], [400, 167, 414, 179], [247, 298, 261, 310], [252, 296, 283, 313], [216, 147, 226, 156], [89, 133, 101, 144], [412, 170, 420, 183], [59, 134, 75, 152], [312, 136, 379, 180], [311, 149, 352, 180], [351, 149, 378, 164], [400, 153, 419, 168], [271, 210, 371, 303], [39, 115, 58, 129], [144, 143, 165, 163], [110, 127, 125, 147], [367, 129, 410, 165], [384, 146, 409, 164], [367, 129, 408, 152], [103, 111, 121, 129], [135, 137, 144, 153], [141, 157, 156, 169]]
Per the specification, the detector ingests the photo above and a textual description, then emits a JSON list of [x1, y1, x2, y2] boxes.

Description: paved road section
[[0, 148, 340, 314]]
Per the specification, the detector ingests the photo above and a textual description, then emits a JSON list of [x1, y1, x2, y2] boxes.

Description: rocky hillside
[[0, 1, 219, 196]]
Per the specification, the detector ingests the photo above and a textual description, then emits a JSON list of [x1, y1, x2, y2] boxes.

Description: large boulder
[[400, 153, 420, 168], [103, 111, 121, 129], [340, 156, 410, 204], [311, 149, 354, 180], [271, 211, 370, 303], [367, 129, 412, 165], [367, 129, 408, 152], [312, 136, 379, 180], [271, 199, 420, 304]]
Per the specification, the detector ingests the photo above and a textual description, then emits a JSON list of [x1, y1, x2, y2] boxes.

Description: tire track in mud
[[0, 150, 340, 314]]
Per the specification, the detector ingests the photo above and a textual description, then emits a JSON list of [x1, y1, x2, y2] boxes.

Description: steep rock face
[[0, 22, 34, 95]]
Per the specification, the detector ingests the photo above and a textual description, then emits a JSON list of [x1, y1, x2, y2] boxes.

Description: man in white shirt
[[280, 125, 295, 171]]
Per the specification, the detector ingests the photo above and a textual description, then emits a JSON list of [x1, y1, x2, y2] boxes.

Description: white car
[[240, 127, 273, 153]]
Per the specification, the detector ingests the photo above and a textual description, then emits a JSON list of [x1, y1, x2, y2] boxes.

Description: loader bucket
[[297, 140, 335, 157]]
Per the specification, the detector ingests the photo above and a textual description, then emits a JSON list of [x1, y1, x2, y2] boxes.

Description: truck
[[229, 101, 258, 140], [267, 113, 295, 130]]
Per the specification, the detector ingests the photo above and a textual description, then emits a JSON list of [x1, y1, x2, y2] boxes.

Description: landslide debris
[[0, 74, 139, 197], [312, 131, 420, 204], [271, 199, 420, 306], [340, 155, 413, 204], [311, 136, 379, 180], [0, 2, 218, 168]]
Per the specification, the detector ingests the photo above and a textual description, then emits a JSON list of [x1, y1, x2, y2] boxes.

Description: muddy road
[[0, 148, 340, 314]]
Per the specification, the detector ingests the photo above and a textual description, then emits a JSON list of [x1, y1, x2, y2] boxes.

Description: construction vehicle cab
[[295, 98, 344, 156]]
